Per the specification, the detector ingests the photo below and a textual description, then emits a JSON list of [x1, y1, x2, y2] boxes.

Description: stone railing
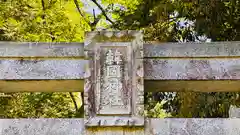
[[0, 31, 240, 135]]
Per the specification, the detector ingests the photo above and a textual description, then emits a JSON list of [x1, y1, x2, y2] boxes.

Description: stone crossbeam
[[0, 41, 239, 92], [1, 118, 240, 135]]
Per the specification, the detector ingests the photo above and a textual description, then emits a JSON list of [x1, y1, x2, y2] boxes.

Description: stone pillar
[[84, 31, 144, 134], [229, 105, 240, 118]]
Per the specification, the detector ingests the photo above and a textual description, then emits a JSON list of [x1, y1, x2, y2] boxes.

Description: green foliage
[[0, 0, 87, 118], [111, 0, 240, 41], [0, 92, 83, 118], [145, 92, 240, 118], [101, 0, 141, 13], [144, 101, 171, 118], [0, 0, 89, 41]]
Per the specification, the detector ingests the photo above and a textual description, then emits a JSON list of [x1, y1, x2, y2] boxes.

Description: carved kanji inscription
[[84, 31, 144, 126], [98, 48, 130, 115]]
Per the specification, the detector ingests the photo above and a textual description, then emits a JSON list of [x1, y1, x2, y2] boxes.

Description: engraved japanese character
[[106, 50, 114, 65], [107, 65, 121, 77], [115, 49, 122, 64]]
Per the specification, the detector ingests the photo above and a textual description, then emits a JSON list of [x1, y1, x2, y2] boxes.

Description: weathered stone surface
[[85, 127, 144, 135], [0, 59, 87, 79], [84, 31, 144, 127], [85, 117, 144, 126], [2, 41, 240, 58], [145, 118, 170, 135], [0, 42, 84, 57], [144, 42, 240, 57], [2, 58, 240, 92], [96, 47, 132, 115], [0, 119, 84, 135], [146, 118, 240, 135], [225, 119, 240, 135], [144, 59, 240, 80], [229, 105, 240, 118]]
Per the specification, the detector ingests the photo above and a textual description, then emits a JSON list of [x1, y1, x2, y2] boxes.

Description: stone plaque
[[98, 47, 131, 115], [84, 31, 144, 126]]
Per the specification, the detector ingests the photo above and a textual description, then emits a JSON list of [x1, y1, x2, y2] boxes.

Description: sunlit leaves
[[101, 0, 141, 11], [146, 92, 240, 118], [0, 0, 87, 118], [1, 92, 82, 118], [144, 101, 172, 118], [0, 0, 88, 42]]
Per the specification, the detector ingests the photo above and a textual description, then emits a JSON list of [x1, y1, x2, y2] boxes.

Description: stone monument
[[84, 31, 144, 127]]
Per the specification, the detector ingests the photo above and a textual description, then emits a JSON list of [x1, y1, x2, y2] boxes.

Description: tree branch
[[90, 9, 101, 30], [74, 0, 119, 30], [79, 92, 84, 117], [41, 0, 46, 10], [91, 0, 115, 25], [73, 0, 91, 26], [69, 92, 78, 112]]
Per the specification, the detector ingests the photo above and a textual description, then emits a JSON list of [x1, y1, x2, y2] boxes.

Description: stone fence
[[0, 31, 240, 135]]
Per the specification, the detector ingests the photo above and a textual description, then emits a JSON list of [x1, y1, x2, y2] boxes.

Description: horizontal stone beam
[[0, 42, 84, 58], [0, 59, 87, 80], [0, 41, 240, 92], [2, 58, 240, 80], [1, 41, 240, 58], [1, 58, 240, 92], [145, 118, 240, 135], [0, 119, 84, 135], [144, 41, 240, 57], [144, 59, 240, 80], [0, 43, 86, 92], [0, 59, 87, 92], [2, 118, 240, 135], [144, 58, 240, 92]]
